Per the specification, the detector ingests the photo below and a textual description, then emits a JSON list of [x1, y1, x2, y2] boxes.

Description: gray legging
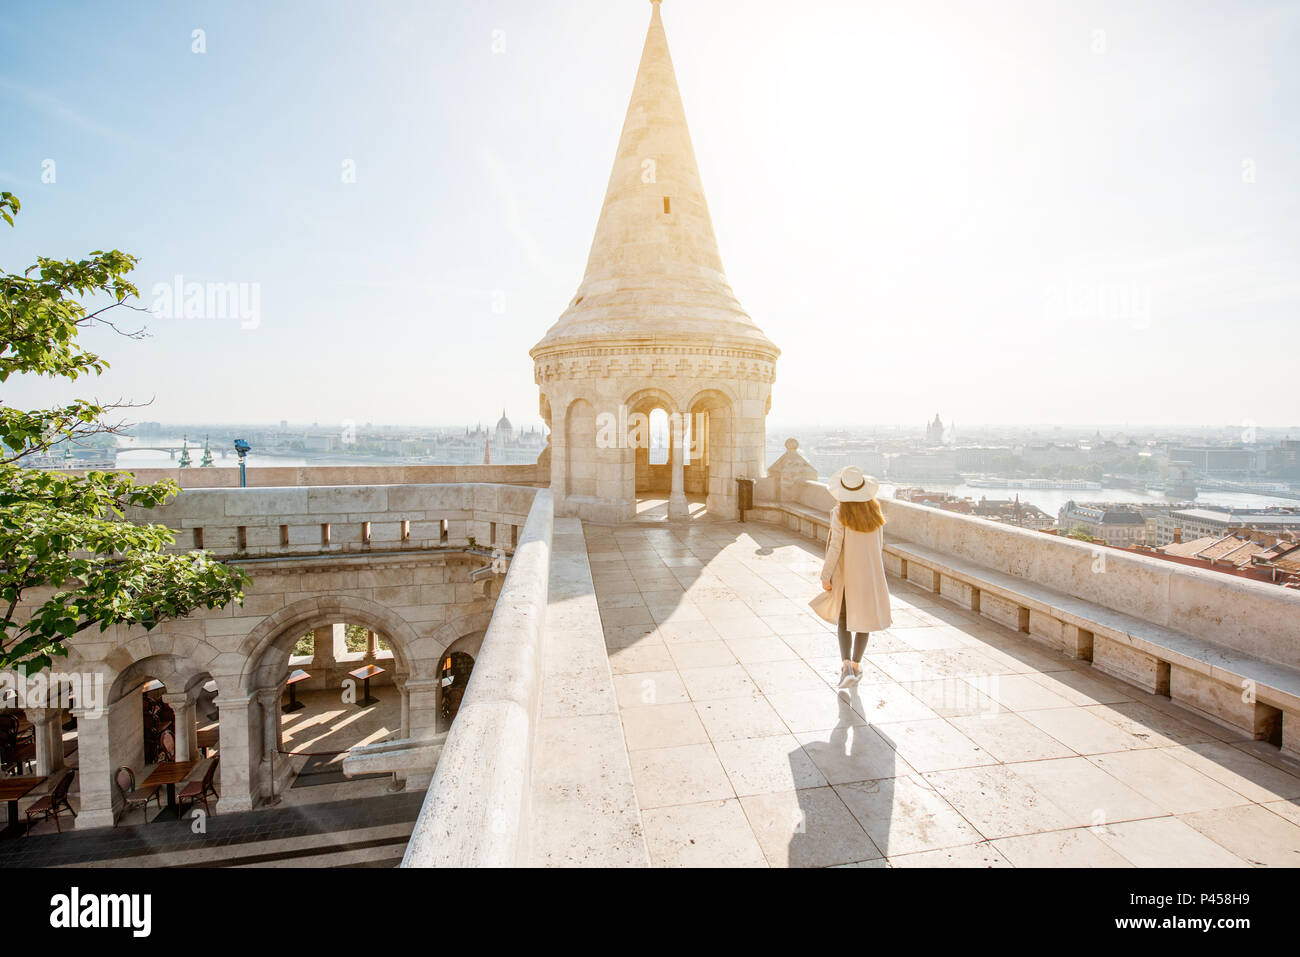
[[837, 598, 869, 663]]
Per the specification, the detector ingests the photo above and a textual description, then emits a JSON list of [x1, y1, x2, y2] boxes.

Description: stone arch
[[685, 388, 738, 517], [233, 595, 427, 807], [625, 387, 684, 499], [237, 594, 420, 695], [434, 624, 488, 733], [424, 610, 495, 660], [564, 397, 597, 500], [623, 385, 681, 413], [84, 622, 222, 690], [108, 653, 210, 706], [684, 384, 739, 409], [105, 649, 215, 780]]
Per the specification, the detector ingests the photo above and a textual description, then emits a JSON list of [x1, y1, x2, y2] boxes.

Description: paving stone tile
[[992, 827, 1133, 867], [714, 733, 827, 796], [612, 670, 690, 709], [1086, 749, 1257, 815], [641, 799, 768, 867], [1005, 755, 1165, 827], [739, 787, 880, 868], [620, 702, 711, 751], [1179, 804, 1300, 867], [629, 743, 735, 809], [923, 765, 1074, 840], [834, 774, 982, 856], [679, 664, 759, 701]]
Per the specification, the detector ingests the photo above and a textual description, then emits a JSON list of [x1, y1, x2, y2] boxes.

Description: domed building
[[494, 409, 514, 447], [531, 0, 779, 523]]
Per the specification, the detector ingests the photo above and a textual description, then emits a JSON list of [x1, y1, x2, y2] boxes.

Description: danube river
[[872, 481, 1297, 516]]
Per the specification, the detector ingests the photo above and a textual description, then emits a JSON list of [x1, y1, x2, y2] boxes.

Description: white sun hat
[[829, 466, 880, 502]]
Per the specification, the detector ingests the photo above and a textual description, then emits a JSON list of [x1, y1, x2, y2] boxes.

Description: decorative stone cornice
[[534, 343, 776, 386]]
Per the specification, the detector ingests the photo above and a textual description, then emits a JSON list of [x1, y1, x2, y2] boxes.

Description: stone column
[[398, 679, 411, 738], [310, 625, 339, 671], [214, 692, 256, 813], [259, 688, 293, 800], [668, 414, 689, 519], [72, 707, 115, 830], [405, 678, 440, 739], [162, 692, 198, 763], [30, 709, 65, 777]]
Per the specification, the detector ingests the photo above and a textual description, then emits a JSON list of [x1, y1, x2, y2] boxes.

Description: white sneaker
[[836, 664, 853, 690], [845, 665, 863, 688]]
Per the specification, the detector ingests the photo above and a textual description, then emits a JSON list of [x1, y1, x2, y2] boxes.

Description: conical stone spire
[[532, 1, 778, 525], [532, 0, 778, 358]]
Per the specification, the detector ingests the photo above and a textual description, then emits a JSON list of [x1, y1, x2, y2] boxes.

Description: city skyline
[[3, 0, 1298, 429]]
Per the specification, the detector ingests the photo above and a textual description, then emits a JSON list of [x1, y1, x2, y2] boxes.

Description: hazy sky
[[3, 0, 1297, 434]]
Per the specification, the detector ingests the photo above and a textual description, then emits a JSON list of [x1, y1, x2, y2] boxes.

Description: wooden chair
[[1, 737, 34, 776], [26, 770, 76, 834], [178, 758, 219, 817], [114, 767, 161, 826], [0, 713, 19, 773]]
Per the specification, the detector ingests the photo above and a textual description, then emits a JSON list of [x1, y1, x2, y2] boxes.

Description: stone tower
[[531, 0, 779, 523]]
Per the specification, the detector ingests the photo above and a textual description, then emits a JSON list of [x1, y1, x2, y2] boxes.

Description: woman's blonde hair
[[839, 498, 885, 533]]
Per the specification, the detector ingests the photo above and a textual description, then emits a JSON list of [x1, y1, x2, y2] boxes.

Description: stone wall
[[130, 482, 540, 559], [403, 490, 554, 867], [68, 462, 547, 490], [876, 497, 1300, 671]]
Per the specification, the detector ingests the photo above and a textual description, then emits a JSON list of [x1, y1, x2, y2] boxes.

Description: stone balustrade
[[129, 482, 540, 559], [73, 462, 548, 490], [402, 489, 554, 867], [757, 440, 1300, 761]]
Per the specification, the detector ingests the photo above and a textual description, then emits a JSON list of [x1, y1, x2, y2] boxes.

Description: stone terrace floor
[[584, 519, 1300, 867]]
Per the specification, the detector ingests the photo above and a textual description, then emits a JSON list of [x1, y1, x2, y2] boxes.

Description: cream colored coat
[[820, 505, 892, 634]]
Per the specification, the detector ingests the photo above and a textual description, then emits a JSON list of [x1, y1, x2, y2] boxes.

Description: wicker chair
[[178, 758, 219, 817], [26, 770, 76, 834], [114, 767, 161, 826]]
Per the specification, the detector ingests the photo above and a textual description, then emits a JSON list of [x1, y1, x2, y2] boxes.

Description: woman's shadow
[[784, 681, 899, 868]]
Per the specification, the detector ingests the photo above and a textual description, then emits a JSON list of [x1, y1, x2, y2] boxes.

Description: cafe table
[[140, 760, 198, 820], [0, 776, 46, 840], [282, 669, 311, 713], [347, 664, 385, 708]]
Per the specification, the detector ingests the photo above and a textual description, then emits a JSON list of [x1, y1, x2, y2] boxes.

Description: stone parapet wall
[[66, 463, 548, 490], [875, 497, 1300, 670], [129, 482, 540, 559], [402, 490, 554, 867]]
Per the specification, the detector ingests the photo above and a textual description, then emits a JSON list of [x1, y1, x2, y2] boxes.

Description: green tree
[[0, 193, 247, 672]]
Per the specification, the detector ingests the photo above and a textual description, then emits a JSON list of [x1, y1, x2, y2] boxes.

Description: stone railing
[[402, 489, 554, 867], [757, 440, 1300, 760], [72, 462, 548, 489], [129, 482, 540, 559]]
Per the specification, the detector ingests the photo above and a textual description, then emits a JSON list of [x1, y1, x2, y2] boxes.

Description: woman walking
[[819, 466, 892, 690]]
